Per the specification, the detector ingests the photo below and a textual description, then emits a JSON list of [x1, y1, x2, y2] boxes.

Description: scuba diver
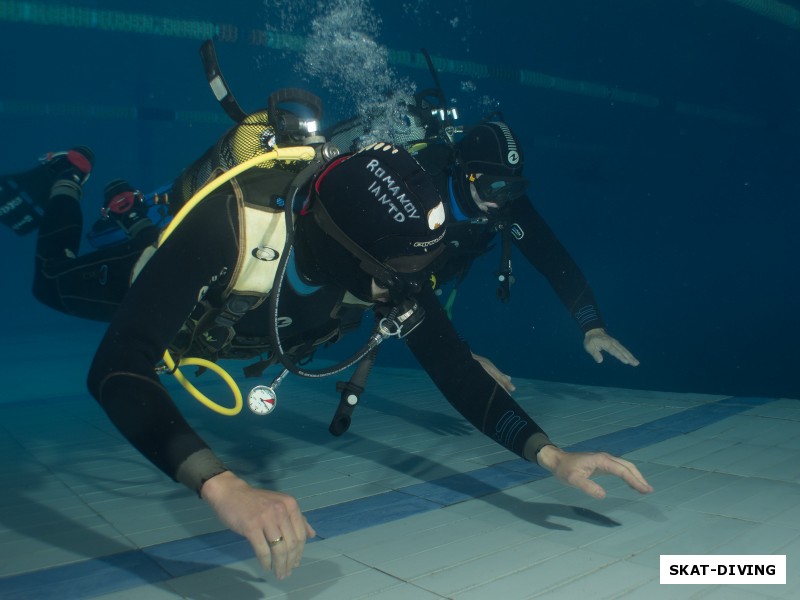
[[323, 55, 638, 375], [411, 119, 640, 373]]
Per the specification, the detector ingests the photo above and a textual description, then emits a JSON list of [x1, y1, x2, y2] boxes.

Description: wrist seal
[[176, 448, 229, 495], [523, 433, 556, 465]]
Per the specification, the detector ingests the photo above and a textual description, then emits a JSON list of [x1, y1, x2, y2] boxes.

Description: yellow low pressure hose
[[159, 145, 316, 415], [161, 352, 243, 416]]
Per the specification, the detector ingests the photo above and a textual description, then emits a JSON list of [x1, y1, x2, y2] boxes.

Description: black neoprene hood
[[457, 121, 525, 177], [312, 142, 446, 270]]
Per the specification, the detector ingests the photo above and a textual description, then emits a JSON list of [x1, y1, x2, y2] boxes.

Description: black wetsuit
[[32, 180, 160, 322], [64, 169, 555, 493], [414, 143, 606, 333]]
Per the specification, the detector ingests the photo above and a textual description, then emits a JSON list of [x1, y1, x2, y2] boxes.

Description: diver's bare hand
[[583, 328, 640, 366], [201, 471, 315, 579], [537, 445, 653, 499]]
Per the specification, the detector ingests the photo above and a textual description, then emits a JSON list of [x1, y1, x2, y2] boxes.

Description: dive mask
[[468, 173, 529, 207]]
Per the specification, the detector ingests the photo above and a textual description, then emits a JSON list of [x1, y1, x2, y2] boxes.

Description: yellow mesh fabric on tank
[[172, 110, 305, 209]]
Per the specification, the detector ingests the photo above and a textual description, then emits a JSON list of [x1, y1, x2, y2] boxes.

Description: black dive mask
[[468, 173, 529, 207]]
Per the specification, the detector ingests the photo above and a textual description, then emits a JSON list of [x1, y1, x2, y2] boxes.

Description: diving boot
[[43, 146, 95, 186], [99, 179, 154, 238], [1, 146, 94, 235]]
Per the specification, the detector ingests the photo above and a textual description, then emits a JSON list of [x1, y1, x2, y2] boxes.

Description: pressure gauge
[[247, 385, 277, 415]]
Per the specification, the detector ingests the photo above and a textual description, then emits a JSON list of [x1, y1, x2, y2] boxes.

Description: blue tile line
[[0, 395, 776, 599]]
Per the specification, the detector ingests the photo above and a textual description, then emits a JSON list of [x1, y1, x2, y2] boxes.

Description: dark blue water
[[1, 0, 798, 399]]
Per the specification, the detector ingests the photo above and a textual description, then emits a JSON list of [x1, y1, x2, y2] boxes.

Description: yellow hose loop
[[162, 350, 243, 416], [158, 145, 316, 415]]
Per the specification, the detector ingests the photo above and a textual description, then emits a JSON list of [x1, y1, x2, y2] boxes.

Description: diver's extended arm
[[508, 196, 605, 332], [406, 286, 554, 458], [87, 193, 239, 488], [509, 197, 639, 366], [86, 189, 315, 578], [406, 287, 652, 497]]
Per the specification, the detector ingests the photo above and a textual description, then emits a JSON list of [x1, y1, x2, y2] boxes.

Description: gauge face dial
[[247, 385, 277, 415]]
